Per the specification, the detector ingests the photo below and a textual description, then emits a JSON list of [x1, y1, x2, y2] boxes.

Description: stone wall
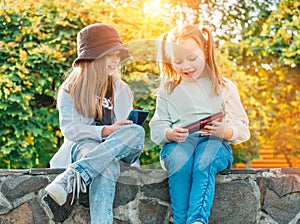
[[0, 166, 300, 224]]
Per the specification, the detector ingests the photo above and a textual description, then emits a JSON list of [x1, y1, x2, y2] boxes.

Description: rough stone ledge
[[0, 167, 300, 224], [1, 167, 300, 176]]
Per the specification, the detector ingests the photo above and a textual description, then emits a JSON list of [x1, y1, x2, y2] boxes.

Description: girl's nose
[[111, 56, 117, 62], [181, 60, 190, 70]]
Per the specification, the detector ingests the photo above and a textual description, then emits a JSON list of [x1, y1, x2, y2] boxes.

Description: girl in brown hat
[[45, 24, 145, 224]]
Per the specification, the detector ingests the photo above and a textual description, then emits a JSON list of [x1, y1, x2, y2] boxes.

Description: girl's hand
[[166, 125, 189, 142], [102, 120, 133, 137], [201, 120, 233, 140]]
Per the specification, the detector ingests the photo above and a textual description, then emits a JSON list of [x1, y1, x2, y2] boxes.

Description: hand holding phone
[[183, 112, 224, 134], [127, 110, 150, 126]]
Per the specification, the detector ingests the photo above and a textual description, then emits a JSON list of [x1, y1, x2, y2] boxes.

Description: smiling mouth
[[182, 71, 195, 76]]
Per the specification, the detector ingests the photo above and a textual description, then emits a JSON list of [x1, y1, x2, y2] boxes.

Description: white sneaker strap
[[68, 171, 87, 205]]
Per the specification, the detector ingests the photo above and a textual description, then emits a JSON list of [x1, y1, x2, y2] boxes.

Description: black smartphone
[[183, 112, 224, 134], [127, 110, 150, 126]]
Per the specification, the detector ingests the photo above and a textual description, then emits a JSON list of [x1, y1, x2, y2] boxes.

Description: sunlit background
[[0, 0, 299, 169]]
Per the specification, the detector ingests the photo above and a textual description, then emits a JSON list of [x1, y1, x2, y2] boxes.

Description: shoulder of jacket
[[114, 77, 128, 89], [222, 77, 238, 89]]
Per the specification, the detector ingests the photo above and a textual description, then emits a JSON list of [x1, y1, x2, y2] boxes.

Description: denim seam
[[189, 162, 213, 224], [72, 163, 93, 185], [190, 154, 231, 223]]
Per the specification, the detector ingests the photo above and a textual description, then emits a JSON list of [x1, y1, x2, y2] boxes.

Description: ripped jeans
[[70, 124, 145, 224], [160, 134, 233, 224]]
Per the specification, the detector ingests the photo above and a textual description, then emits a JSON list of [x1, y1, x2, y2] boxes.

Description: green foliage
[[251, 0, 300, 66], [122, 39, 162, 168], [218, 0, 300, 166], [1, 0, 299, 169], [240, 0, 300, 164], [0, 1, 82, 168], [199, 0, 299, 166], [0, 0, 171, 168]]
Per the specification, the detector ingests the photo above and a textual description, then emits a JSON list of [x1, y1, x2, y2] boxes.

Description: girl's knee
[[164, 152, 193, 176], [197, 148, 232, 172], [132, 124, 145, 136], [122, 124, 145, 141]]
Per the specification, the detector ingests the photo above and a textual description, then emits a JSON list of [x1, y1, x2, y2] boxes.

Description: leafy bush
[[0, 1, 82, 168], [3, 0, 296, 169], [0, 0, 170, 168]]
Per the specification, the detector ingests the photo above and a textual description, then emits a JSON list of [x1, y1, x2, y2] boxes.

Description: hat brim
[[73, 44, 130, 67]]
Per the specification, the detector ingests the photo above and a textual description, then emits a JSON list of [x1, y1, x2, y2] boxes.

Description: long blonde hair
[[157, 24, 225, 94], [61, 57, 116, 120]]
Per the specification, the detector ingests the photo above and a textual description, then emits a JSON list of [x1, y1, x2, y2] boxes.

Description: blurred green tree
[[1, 0, 298, 169]]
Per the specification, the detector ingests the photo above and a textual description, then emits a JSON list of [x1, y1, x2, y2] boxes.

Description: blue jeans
[[160, 134, 233, 224], [70, 124, 145, 224]]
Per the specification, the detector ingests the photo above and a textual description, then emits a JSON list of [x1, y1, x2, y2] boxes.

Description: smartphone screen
[[127, 110, 150, 126], [184, 112, 224, 134]]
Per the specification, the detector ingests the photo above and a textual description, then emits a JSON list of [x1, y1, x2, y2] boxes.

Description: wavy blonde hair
[[157, 24, 225, 95], [61, 57, 116, 120]]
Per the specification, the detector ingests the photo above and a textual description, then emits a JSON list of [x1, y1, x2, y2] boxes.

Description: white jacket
[[50, 79, 133, 168], [149, 77, 250, 145]]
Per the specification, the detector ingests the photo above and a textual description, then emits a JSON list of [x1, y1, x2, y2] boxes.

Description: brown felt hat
[[73, 23, 130, 67]]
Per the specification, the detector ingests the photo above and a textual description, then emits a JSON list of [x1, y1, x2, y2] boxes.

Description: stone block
[[210, 178, 260, 224], [0, 168, 299, 223]]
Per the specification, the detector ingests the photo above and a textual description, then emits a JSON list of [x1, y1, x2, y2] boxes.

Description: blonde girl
[[149, 24, 250, 224], [45, 24, 145, 224]]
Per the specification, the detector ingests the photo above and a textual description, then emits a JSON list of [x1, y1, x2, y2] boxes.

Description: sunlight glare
[[143, 0, 162, 17]]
